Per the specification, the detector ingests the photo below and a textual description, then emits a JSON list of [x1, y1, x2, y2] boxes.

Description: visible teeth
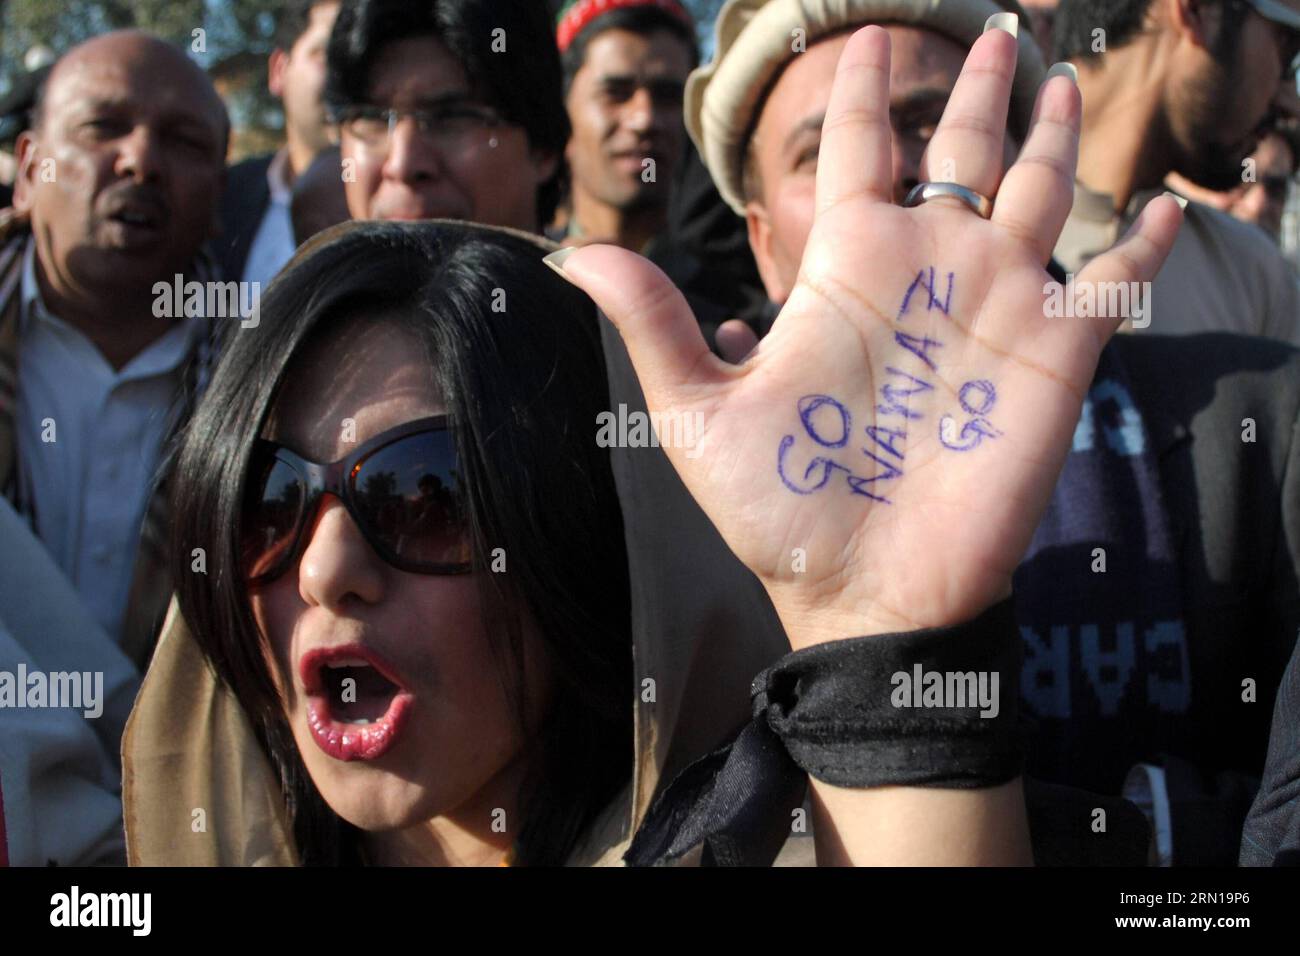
[[325, 658, 369, 669], [343, 718, 374, 725]]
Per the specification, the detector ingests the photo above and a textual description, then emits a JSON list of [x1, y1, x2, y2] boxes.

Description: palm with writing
[[556, 26, 1180, 651]]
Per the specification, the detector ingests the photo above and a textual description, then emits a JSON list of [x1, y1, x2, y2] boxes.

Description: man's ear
[[1169, 0, 1214, 49], [531, 147, 561, 188], [268, 48, 289, 98], [745, 200, 791, 305], [13, 130, 39, 213]]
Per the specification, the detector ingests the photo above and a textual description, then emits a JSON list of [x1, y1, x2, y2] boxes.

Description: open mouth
[[102, 206, 166, 246], [300, 645, 413, 762], [612, 150, 658, 173]]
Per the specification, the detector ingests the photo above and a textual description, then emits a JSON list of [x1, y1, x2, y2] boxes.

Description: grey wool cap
[[686, 0, 1048, 214]]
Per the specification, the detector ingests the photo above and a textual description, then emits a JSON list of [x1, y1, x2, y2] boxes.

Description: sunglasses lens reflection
[[243, 457, 306, 581], [352, 433, 471, 570]]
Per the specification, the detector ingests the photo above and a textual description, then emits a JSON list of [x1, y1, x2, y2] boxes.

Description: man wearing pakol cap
[[663, 0, 1300, 866]]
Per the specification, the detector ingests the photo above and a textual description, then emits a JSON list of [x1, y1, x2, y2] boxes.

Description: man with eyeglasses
[[556, 0, 698, 252], [325, 0, 566, 231], [1167, 123, 1300, 242], [1053, 0, 1300, 342], [1231, 125, 1300, 239]]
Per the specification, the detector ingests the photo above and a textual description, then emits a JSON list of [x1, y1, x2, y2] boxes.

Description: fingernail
[[1163, 191, 1189, 210], [1045, 61, 1078, 84], [984, 12, 1019, 37], [543, 247, 577, 277]]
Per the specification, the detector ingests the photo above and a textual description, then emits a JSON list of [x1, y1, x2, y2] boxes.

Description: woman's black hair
[[170, 220, 632, 866], [324, 0, 570, 227]]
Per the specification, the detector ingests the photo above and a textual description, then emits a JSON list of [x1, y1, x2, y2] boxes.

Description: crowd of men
[[3, 0, 1300, 867]]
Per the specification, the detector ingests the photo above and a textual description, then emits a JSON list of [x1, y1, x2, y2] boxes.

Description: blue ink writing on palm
[[777, 268, 1002, 502], [897, 266, 954, 319], [940, 379, 1002, 451]]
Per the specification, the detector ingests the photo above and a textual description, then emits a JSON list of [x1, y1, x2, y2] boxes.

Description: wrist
[[769, 581, 1014, 651]]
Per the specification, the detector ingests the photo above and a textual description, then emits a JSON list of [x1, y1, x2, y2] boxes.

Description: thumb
[[545, 244, 725, 401], [1074, 192, 1183, 341]]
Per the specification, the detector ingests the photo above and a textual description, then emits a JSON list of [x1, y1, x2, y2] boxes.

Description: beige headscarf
[[122, 599, 299, 865]]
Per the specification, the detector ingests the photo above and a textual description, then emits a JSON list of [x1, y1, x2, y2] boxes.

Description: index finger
[[815, 25, 894, 215]]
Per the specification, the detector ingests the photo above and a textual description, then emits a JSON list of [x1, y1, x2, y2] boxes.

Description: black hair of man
[[1054, 0, 1247, 62], [325, 0, 569, 225], [561, 6, 699, 94]]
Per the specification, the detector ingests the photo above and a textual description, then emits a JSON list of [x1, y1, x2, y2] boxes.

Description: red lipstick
[[299, 644, 413, 762]]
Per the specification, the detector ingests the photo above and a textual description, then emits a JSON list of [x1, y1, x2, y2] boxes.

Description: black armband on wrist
[[625, 599, 1026, 867], [754, 597, 1024, 789]]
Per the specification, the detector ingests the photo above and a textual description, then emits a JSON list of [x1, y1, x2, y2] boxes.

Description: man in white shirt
[[0, 30, 229, 662], [0, 28, 228, 866], [14, 242, 206, 644], [0, 498, 140, 865]]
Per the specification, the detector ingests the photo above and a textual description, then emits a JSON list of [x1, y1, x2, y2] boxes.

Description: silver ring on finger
[[903, 181, 994, 219]]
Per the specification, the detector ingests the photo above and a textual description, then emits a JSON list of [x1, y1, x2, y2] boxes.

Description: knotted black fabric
[[760, 599, 1023, 788], [626, 599, 1025, 866]]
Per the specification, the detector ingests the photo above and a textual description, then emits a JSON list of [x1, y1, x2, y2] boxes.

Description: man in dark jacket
[[216, 0, 339, 285], [1242, 594, 1300, 865]]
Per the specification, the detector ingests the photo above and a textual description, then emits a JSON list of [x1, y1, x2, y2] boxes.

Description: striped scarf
[[0, 208, 223, 669]]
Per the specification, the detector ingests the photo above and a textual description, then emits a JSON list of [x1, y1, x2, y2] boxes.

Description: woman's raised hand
[[554, 25, 1180, 650]]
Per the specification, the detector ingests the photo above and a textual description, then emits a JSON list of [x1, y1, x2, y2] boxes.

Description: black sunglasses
[[241, 415, 472, 583]]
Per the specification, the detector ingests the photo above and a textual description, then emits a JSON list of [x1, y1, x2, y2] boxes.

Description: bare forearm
[[809, 776, 1033, 866]]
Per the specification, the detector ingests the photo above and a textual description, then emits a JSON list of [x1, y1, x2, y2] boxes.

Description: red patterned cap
[[556, 0, 694, 53]]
